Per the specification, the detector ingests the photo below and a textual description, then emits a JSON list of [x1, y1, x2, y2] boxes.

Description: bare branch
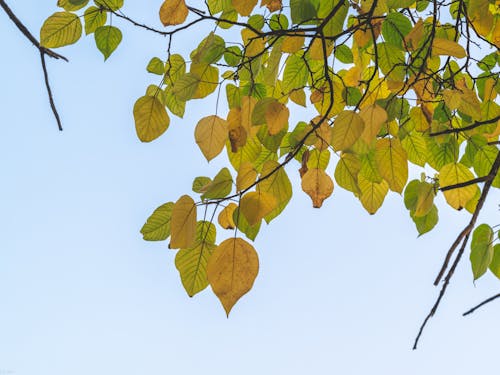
[[463, 293, 500, 316]]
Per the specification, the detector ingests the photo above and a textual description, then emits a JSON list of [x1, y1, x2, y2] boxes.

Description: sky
[[1, 2, 499, 374]]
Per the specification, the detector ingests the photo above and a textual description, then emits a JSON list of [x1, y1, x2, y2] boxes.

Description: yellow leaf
[[289, 89, 306, 106], [194, 115, 228, 161], [313, 117, 331, 151], [375, 138, 408, 193], [301, 168, 334, 208], [483, 78, 497, 101], [309, 38, 333, 60], [133, 95, 170, 142], [359, 104, 387, 143], [334, 153, 361, 195], [40, 11, 82, 48], [242, 28, 265, 57], [170, 195, 197, 249], [240, 191, 277, 226], [159, 0, 188, 26], [440, 163, 477, 210], [236, 162, 257, 191], [469, 0, 493, 38], [408, 106, 430, 132], [331, 110, 365, 151], [190, 63, 219, 99], [241, 96, 257, 134], [232, 0, 257, 16], [281, 34, 305, 53], [458, 88, 482, 120], [257, 160, 293, 222], [343, 66, 362, 87], [218, 203, 237, 229], [358, 174, 389, 214], [207, 238, 259, 316], [265, 101, 289, 135], [432, 38, 466, 58]]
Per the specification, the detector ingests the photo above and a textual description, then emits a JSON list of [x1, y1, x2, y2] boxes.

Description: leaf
[[218, 203, 237, 229], [84, 6, 106, 35], [192, 33, 226, 64], [147, 57, 165, 75], [236, 162, 257, 191], [470, 224, 494, 280], [290, 0, 316, 24], [489, 244, 500, 280], [194, 115, 228, 161], [175, 221, 217, 296], [172, 73, 200, 102], [282, 53, 308, 93], [232, 0, 257, 16], [233, 207, 261, 240], [359, 104, 388, 143], [382, 11, 412, 48], [201, 168, 233, 200], [257, 160, 293, 222], [58, 0, 89, 11], [207, 238, 259, 316], [439, 163, 477, 210], [301, 168, 334, 208], [240, 191, 277, 226], [133, 96, 170, 142], [358, 174, 389, 214], [94, 0, 123, 10], [401, 131, 428, 167], [334, 153, 361, 195], [192, 176, 212, 194], [375, 138, 408, 193], [170, 195, 197, 249], [190, 63, 219, 99], [159, 0, 189, 26], [432, 38, 466, 58], [265, 100, 289, 135], [94, 26, 122, 60], [141, 202, 174, 241], [40, 12, 82, 48], [331, 110, 365, 151], [411, 204, 438, 236]]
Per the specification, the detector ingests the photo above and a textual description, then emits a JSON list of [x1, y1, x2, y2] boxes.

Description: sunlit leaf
[[40, 12, 82, 48], [159, 0, 189, 26], [207, 238, 259, 316], [94, 26, 122, 60], [470, 224, 494, 280], [195, 115, 228, 161], [170, 195, 197, 249], [301, 168, 334, 208], [141, 202, 174, 241], [439, 163, 477, 210], [133, 96, 170, 142]]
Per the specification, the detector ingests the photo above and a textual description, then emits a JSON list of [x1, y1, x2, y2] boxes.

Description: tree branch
[[430, 115, 500, 137], [463, 293, 500, 316], [413, 151, 500, 349], [0, 0, 66, 130]]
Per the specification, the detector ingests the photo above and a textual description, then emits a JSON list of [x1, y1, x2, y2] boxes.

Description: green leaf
[[382, 12, 412, 49], [233, 207, 261, 241], [84, 6, 107, 35], [172, 73, 200, 102], [201, 168, 233, 200], [147, 57, 165, 75], [175, 221, 217, 297], [290, 0, 317, 24], [192, 32, 226, 64], [401, 131, 428, 167], [57, 0, 89, 11], [140, 202, 174, 241], [282, 53, 309, 93], [470, 224, 494, 280], [489, 244, 500, 280], [335, 44, 353, 64], [165, 86, 186, 118], [40, 11, 82, 48], [335, 153, 361, 195], [378, 42, 406, 81], [94, 0, 123, 11], [192, 177, 212, 194], [94, 25, 122, 60], [411, 204, 438, 236]]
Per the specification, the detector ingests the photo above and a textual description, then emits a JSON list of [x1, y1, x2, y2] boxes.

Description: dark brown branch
[[0, 0, 66, 130], [413, 151, 500, 349], [40, 51, 63, 131], [463, 293, 500, 316], [430, 115, 500, 137], [439, 175, 491, 192]]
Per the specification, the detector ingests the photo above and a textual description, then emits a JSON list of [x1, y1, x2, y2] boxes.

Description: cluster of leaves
[[41, 0, 500, 315]]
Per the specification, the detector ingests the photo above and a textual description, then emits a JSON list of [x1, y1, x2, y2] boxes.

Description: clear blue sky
[[1, 2, 499, 374]]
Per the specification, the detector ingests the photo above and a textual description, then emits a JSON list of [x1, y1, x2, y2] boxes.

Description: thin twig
[[413, 151, 500, 349], [463, 293, 500, 316], [0, 0, 66, 130]]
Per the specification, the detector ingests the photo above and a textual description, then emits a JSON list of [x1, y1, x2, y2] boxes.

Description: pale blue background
[[1, 2, 499, 374]]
